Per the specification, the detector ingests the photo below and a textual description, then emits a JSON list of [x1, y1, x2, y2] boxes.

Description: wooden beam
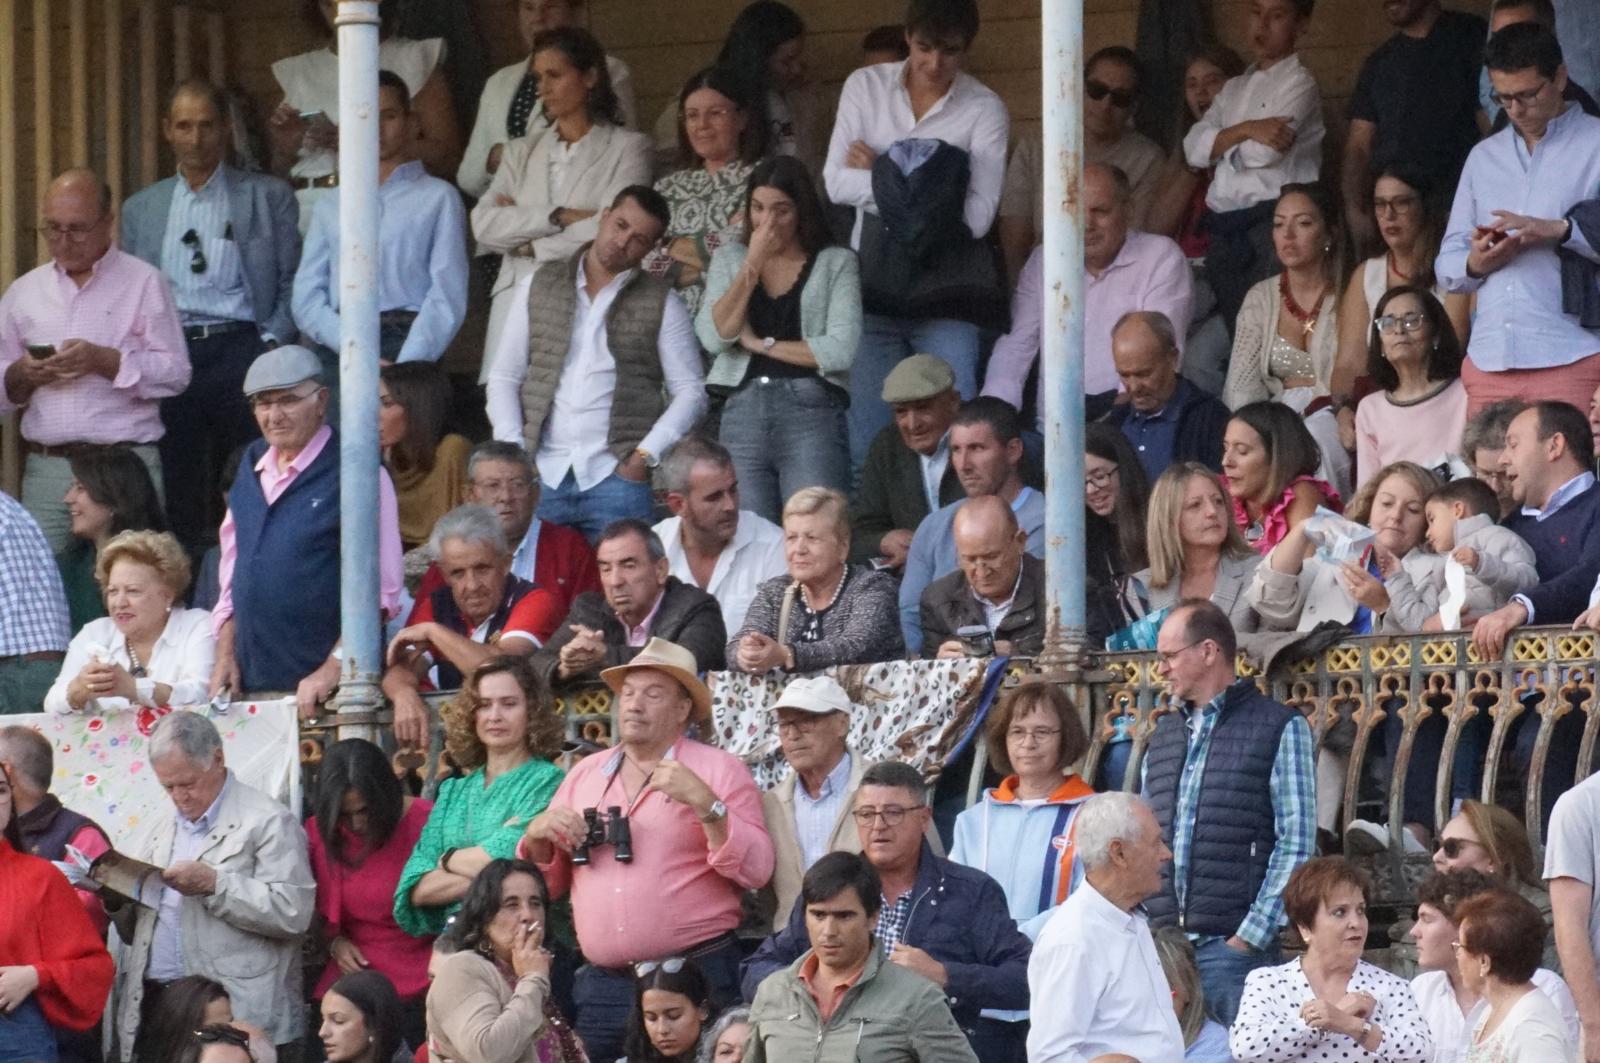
[[205, 9, 225, 84], [0, 0, 17, 497], [106, 0, 124, 207], [69, 0, 88, 165], [139, 0, 160, 186], [32, 0, 52, 260], [173, 2, 191, 83]]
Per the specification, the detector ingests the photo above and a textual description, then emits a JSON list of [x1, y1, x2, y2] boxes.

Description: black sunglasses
[[1435, 837, 1483, 859], [193, 1025, 252, 1053], [180, 229, 207, 274], [1086, 79, 1137, 110]]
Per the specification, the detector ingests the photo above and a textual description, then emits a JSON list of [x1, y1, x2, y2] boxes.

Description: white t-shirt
[[1545, 771, 1600, 961], [1411, 968, 1578, 1063]]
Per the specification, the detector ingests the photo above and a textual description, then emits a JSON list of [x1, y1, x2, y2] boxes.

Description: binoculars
[[572, 806, 633, 865]]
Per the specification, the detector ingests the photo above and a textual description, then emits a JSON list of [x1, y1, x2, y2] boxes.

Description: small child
[[1402, 478, 1538, 629]]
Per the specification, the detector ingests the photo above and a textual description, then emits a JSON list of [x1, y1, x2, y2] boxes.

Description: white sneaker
[[1345, 819, 1428, 854]]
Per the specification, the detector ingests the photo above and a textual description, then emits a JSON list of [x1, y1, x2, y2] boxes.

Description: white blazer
[[468, 122, 652, 294], [457, 55, 639, 200]]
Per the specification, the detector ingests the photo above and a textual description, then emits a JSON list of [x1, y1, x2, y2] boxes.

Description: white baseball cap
[[771, 675, 852, 716]]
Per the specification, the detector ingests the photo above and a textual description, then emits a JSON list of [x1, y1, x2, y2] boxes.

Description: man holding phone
[[0, 168, 190, 552], [917, 496, 1044, 660]]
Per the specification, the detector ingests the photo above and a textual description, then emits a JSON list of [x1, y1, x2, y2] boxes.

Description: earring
[[1324, 243, 1332, 253]]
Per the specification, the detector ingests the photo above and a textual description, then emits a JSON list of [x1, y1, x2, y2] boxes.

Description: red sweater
[[0, 839, 115, 1031]]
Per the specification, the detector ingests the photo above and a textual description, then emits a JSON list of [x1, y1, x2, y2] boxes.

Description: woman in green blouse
[[393, 655, 565, 937]]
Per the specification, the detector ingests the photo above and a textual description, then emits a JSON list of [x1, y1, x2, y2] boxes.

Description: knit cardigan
[[729, 565, 904, 671], [1222, 274, 1340, 410], [695, 243, 862, 392]]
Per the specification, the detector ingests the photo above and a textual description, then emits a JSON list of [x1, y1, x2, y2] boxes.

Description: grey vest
[[1143, 680, 1298, 937], [520, 251, 670, 461]]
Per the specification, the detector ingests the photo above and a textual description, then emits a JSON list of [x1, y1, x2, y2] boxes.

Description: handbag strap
[[776, 582, 800, 646]]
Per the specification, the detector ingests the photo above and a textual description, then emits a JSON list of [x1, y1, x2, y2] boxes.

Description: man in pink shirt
[[518, 637, 774, 1060], [0, 168, 190, 552], [207, 345, 403, 715]]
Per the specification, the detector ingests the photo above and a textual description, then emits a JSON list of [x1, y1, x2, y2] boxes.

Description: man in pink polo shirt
[[518, 637, 773, 1060]]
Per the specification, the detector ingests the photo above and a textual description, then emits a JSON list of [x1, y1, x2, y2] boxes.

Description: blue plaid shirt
[[1146, 685, 1316, 950], [876, 891, 914, 954], [0, 491, 70, 657]]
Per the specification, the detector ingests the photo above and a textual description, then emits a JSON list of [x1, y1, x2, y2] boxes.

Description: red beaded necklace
[[1279, 272, 1326, 339]]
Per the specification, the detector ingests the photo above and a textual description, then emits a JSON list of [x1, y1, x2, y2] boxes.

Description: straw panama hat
[[600, 637, 713, 721]]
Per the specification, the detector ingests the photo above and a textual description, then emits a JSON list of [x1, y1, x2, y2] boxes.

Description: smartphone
[[297, 109, 329, 123], [25, 343, 54, 360], [956, 624, 995, 658]]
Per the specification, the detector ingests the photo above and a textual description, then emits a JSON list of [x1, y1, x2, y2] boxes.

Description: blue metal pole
[[332, 0, 382, 734], [1038, 0, 1088, 665]]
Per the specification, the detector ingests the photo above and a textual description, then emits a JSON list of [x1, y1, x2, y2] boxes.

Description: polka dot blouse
[[1230, 958, 1434, 1062]]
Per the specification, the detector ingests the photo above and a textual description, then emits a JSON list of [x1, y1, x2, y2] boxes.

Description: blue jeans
[[847, 314, 980, 478], [536, 468, 654, 544], [0, 998, 57, 1062], [1194, 936, 1279, 1027], [720, 376, 850, 524]]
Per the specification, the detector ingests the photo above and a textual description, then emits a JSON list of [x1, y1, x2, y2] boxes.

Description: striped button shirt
[[0, 491, 70, 656], [792, 752, 852, 874], [0, 248, 191, 445], [158, 165, 254, 325], [1156, 687, 1316, 951]]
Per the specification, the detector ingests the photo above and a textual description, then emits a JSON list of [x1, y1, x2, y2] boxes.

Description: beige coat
[[109, 773, 313, 1059], [425, 950, 554, 1063]]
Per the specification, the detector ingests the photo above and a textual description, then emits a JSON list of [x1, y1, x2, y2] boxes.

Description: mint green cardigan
[[694, 243, 862, 393]]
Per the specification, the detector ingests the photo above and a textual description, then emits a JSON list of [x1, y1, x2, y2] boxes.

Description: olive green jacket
[[745, 945, 978, 1063]]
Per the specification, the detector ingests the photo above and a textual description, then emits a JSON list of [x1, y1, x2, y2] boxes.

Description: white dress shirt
[[1026, 880, 1185, 1063], [824, 60, 1010, 248], [43, 608, 216, 713], [1183, 54, 1325, 213], [653, 510, 787, 636], [485, 257, 706, 489], [1411, 968, 1578, 1063]]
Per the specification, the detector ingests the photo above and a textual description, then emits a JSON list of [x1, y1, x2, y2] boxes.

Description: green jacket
[[745, 944, 978, 1063]]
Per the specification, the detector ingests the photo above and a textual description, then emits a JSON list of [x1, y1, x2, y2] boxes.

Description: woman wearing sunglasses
[[623, 958, 713, 1063], [423, 859, 585, 1063], [1351, 286, 1468, 490], [1435, 801, 1559, 974]]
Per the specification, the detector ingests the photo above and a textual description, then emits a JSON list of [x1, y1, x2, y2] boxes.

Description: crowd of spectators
[[5, 0, 1600, 1059]]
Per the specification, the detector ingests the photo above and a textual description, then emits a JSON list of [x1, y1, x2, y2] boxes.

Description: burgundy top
[[307, 797, 435, 999]]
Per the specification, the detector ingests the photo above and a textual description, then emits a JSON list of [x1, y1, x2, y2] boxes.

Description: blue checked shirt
[[792, 752, 852, 874], [0, 491, 70, 656], [1147, 686, 1316, 951], [876, 891, 913, 954]]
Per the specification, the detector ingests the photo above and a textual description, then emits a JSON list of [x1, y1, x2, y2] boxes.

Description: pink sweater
[[1354, 380, 1469, 490]]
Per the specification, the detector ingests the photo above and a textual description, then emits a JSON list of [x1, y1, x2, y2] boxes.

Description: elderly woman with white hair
[[44, 530, 214, 713], [382, 503, 565, 747], [1026, 792, 1186, 1063], [727, 486, 902, 673], [107, 711, 314, 1060], [698, 1005, 751, 1063]]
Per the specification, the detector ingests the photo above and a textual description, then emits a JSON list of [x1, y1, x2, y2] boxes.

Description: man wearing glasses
[[1439, 21, 1600, 417], [742, 759, 1032, 1062], [122, 79, 300, 554], [1141, 598, 1315, 1026], [206, 345, 403, 713], [0, 167, 190, 552]]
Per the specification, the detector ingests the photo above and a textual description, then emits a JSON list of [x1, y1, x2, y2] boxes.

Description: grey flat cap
[[881, 353, 956, 404], [243, 344, 324, 396]]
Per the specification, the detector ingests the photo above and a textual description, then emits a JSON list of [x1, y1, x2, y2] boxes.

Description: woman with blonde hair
[[727, 486, 902, 672], [394, 655, 565, 936], [1151, 927, 1232, 1062], [1434, 800, 1557, 972], [44, 530, 213, 713], [1134, 462, 1260, 632]]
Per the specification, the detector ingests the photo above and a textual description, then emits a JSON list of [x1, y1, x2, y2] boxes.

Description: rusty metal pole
[[1035, 0, 1089, 674], [330, 0, 383, 739]]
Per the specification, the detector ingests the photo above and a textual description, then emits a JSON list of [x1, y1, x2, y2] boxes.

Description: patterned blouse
[[1232, 475, 1342, 556], [1230, 958, 1434, 1062], [642, 160, 756, 319]]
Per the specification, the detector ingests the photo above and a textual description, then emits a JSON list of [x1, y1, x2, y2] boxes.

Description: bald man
[[123, 78, 300, 551], [918, 495, 1045, 659], [0, 168, 190, 550], [984, 163, 1192, 425], [1101, 310, 1230, 481]]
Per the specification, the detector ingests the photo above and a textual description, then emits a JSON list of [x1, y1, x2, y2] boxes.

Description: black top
[[741, 255, 816, 383], [1347, 10, 1487, 195]]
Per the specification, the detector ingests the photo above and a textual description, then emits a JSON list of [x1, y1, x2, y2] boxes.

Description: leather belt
[[0, 651, 64, 664], [184, 320, 258, 341], [23, 440, 153, 459], [293, 173, 339, 190]]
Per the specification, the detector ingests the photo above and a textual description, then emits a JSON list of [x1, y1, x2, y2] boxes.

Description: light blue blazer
[[120, 164, 301, 343]]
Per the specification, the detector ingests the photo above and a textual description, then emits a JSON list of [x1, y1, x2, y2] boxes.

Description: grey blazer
[[120, 165, 301, 343], [1134, 549, 1262, 634]]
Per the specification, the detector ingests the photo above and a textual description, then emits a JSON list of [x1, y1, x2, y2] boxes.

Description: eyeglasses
[[1374, 311, 1427, 335], [852, 804, 923, 826], [635, 957, 687, 977], [1450, 940, 1466, 954], [1435, 837, 1484, 860], [1006, 727, 1061, 746], [1085, 80, 1136, 110], [776, 716, 827, 736], [181, 228, 208, 274], [1372, 194, 1419, 218], [1488, 79, 1550, 109], [38, 215, 107, 242], [249, 387, 322, 411], [1086, 467, 1119, 489], [683, 106, 736, 124], [1156, 640, 1205, 666], [473, 476, 535, 498], [193, 1025, 253, 1052]]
